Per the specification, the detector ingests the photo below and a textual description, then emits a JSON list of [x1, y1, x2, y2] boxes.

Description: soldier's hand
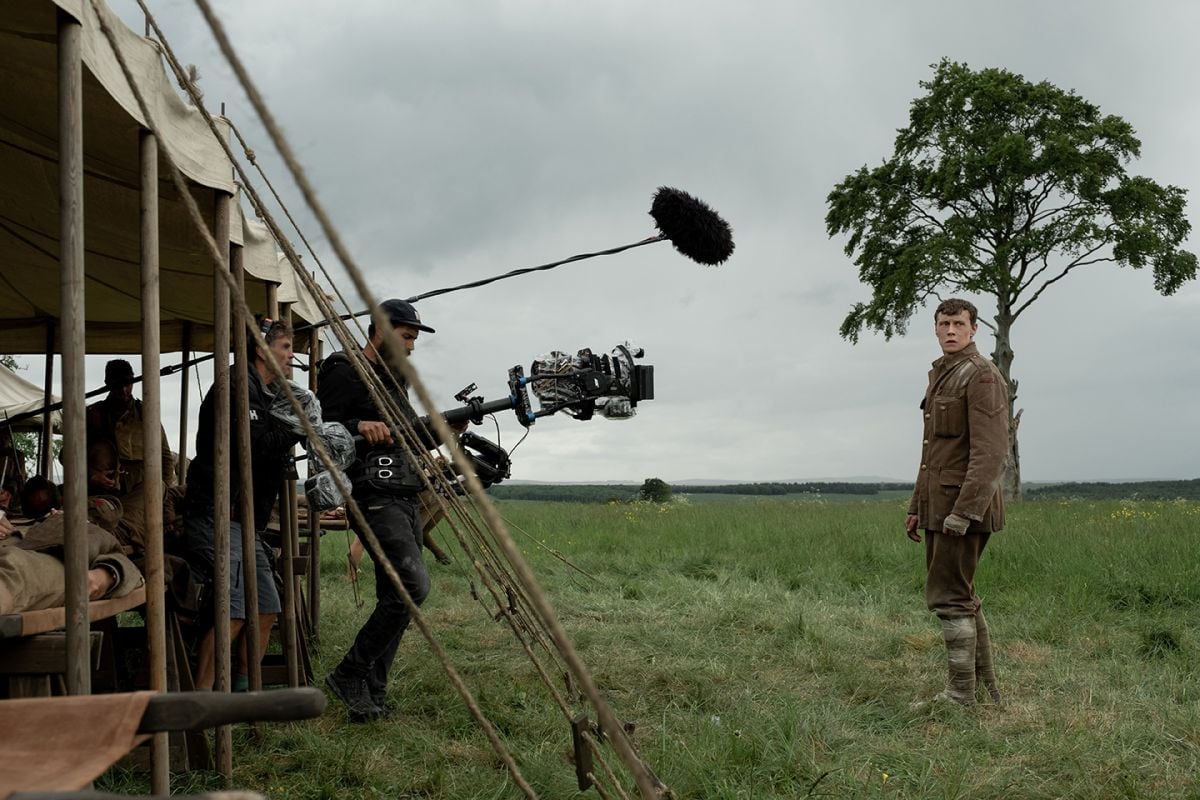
[[905, 514, 921, 543], [942, 513, 971, 536], [358, 420, 394, 445]]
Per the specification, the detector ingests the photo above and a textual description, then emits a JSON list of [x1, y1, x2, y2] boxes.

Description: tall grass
[[100, 499, 1200, 798]]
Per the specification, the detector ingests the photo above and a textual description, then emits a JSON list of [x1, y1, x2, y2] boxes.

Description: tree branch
[[1012, 252, 1117, 318]]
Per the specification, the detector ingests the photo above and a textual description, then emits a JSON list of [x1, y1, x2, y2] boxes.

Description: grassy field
[[99, 498, 1200, 799]]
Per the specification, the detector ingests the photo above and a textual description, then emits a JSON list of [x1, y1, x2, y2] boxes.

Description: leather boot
[[974, 609, 1002, 704], [937, 616, 977, 705]]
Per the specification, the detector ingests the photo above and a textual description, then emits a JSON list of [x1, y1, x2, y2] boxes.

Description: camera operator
[[319, 298, 463, 722]]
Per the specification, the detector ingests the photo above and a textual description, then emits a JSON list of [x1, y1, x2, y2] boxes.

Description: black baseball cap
[[379, 298, 434, 333]]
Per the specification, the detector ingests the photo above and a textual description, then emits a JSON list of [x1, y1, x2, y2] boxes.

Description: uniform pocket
[[931, 394, 965, 438], [938, 469, 966, 487]]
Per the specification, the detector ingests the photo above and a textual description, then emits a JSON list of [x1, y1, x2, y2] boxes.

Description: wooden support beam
[[139, 127, 170, 792], [307, 328, 321, 640], [39, 323, 54, 477], [177, 322, 192, 484], [57, 7, 88, 698], [0, 631, 103, 676], [278, 478, 300, 688], [231, 244, 262, 695], [211, 191, 233, 778]]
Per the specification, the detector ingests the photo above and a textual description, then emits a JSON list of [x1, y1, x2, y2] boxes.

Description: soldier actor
[[905, 297, 1008, 706]]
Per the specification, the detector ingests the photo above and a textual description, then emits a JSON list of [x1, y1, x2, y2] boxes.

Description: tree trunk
[[990, 308, 1022, 502]]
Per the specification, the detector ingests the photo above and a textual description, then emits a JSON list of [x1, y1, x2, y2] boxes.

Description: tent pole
[[265, 280, 299, 685], [178, 322, 192, 484], [279, 471, 299, 687], [58, 7, 89, 697], [307, 326, 321, 641], [39, 322, 55, 477], [212, 191, 234, 779], [280, 303, 305, 653], [231, 244, 262, 697], [140, 128, 170, 792]]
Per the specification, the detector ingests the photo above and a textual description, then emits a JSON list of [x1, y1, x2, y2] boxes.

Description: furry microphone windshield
[[649, 186, 735, 266]]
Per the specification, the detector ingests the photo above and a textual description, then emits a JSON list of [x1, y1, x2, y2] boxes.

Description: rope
[[141, 0, 598, 787], [87, 6, 538, 796], [188, 1, 663, 793], [133, 3, 664, 795], [137, 6, 564, 681]]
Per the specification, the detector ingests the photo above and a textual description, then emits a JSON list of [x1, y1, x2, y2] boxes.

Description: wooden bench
[[0, 588, 147, 698], [0, 588, 147, 640]]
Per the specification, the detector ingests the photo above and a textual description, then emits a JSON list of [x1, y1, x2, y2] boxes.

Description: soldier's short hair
[[20, 475, 60, 519], [934, 298, 978, 324]]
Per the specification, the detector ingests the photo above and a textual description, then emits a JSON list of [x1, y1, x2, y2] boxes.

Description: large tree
[[826, 59, 1196, 499]]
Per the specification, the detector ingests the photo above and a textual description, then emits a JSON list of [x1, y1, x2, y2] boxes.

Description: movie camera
[[438, 342, 654, 428], [301, 342, 653, 510]]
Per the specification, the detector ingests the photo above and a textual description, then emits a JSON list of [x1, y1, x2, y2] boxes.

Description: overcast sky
[[32, 0, 1199, 484]]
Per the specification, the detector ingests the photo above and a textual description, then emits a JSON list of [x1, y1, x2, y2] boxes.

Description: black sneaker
[[368, 685, 402, 720], [325, 672, 382, 723]]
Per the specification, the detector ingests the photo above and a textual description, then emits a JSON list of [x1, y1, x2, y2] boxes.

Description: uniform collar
[[932, 341, 979, 370]]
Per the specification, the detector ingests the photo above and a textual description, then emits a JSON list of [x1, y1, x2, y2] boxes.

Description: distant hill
[[487, 478, 1200, 504]]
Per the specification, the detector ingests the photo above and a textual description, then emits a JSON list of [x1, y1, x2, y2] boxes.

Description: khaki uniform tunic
[[907, 342, 1008, 533]]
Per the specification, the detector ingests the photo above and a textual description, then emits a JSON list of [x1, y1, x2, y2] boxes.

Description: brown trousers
[[924, 530, 990, 618]]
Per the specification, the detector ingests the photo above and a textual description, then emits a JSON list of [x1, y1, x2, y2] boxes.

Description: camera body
[[527, 342, 654, 421]]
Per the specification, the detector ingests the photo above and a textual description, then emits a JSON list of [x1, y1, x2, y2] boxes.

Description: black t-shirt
[[316, 351, 435, 485], [185, 366, 303, 530]]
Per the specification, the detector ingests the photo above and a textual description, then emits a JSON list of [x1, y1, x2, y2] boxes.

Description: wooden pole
[[307, 327, 321, 640], [139, 128, 170, 792], [57, 8, 89, 698], [212, 191, 233, 778], [178, 322, 192, 484], [278, 472, 299, 687], [267, 283, 300, 685], [39, 322, 55, 477], [277, 303, 307, 656], [231, 245, 262, 694]]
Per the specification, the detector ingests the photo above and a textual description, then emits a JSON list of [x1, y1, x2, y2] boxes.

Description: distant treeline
[[486, 482, 911, 503], [486, 479, 1200, 504], [487, 484, 641, 503], [1026, 479, 1200, 501]]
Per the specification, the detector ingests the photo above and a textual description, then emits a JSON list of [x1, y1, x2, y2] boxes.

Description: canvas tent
[[0, 1, 326, 787], [0, 0, 323, 355], [0, 363, 61, 432]]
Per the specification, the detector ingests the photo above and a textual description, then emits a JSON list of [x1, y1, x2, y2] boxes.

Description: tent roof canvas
[[0, 0, 323, 354]]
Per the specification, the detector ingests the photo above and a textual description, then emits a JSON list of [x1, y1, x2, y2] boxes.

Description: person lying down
[[0, 477, 143, 615]]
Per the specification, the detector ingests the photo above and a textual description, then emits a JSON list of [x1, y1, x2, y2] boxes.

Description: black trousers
[[337, 494, 430, 692]]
